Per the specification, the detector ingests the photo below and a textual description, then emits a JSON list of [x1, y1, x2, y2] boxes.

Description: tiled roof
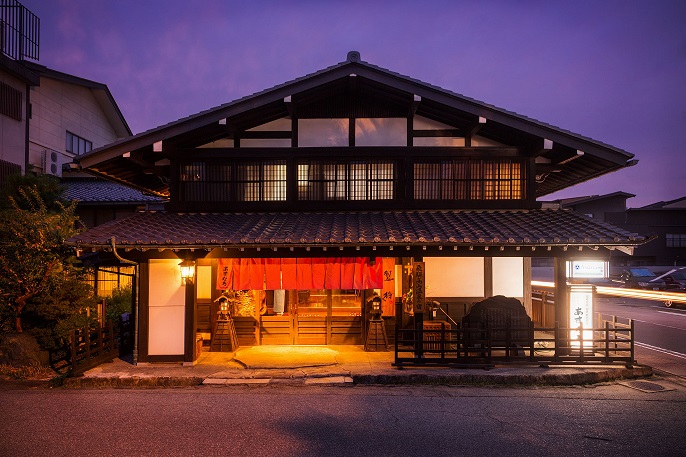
[[67, 209, 649, 249], [62, 178, 165, 204]]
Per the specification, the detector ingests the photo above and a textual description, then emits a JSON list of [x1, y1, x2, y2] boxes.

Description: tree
[[0, 173, 65, 212], [0, 183, 96, 338], [103, 284, 133, 323]]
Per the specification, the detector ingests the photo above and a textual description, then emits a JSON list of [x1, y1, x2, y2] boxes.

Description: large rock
[[462, 295, 532, 344], [0, 332, 50, 367]]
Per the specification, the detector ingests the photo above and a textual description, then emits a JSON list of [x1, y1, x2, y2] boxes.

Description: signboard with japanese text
[[217, 258, 233, 290], [381, 258, 396, 316], [569, 284, 594, 347], [413, 261, 425, 314]]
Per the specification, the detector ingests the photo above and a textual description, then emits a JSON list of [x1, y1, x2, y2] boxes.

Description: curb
[[352, 365, 654, 386], [59, 365, 653, 388], [63, 376, 205, 388]]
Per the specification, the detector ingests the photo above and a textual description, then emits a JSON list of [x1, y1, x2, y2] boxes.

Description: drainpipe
[[110, 237, 140, 364], [24, 82, 31, 175]]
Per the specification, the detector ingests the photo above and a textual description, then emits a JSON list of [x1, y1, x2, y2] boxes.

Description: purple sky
[[24, 0, 686, 207]]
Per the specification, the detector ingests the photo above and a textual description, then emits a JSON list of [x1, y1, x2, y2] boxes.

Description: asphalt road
[[595, 295, 686, 378], [1, 383, 685, 457]]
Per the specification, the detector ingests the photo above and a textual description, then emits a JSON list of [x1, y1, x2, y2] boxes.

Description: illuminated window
[[355, 118, 406, 146], [412, 116, 464, 147], [179, 160, 286, 202], [298, 119, 349, 147], [298, 160, 395, 201], [472, 160, 522, 200], [414, 159, 524, 201]]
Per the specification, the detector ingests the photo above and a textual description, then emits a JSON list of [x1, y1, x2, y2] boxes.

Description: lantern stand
[[364, 293, 388, 351], [210, 295, 239, 352]]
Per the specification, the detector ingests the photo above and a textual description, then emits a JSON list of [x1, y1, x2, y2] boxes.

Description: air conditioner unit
[[41, 149, 62, 177]]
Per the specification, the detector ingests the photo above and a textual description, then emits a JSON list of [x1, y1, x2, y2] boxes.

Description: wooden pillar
[[553, 256, 570, 355], [183, 281, 197, 364], [137, 262, 149, 363], [523, 257, 532, 316], [483, 257, 493, 298], [413, 257, 424, 357]]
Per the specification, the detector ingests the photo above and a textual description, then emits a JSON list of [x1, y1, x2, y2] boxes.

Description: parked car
[[618, 268, 667, 290], [653, 268, 686, 291]]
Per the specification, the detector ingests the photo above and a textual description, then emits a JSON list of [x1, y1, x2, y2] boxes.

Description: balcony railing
[[1, 0, 39, 61]]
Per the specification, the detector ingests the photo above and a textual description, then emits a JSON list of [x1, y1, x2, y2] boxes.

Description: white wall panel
[[492, 257, 524, 297], [148, 260, 185, 355], [425, 257, 484, 297], [148, 306, 185, 355]]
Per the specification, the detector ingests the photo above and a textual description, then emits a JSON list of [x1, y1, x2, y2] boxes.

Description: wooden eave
[[75, 54, 635, 198]]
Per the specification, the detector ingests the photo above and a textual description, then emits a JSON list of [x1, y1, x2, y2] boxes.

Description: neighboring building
[[22, 61, 131, 179], [0, 0, 40, 185], [2, 1, 153, 300], [1, 1, 159, 230], [614, 197, 686, 267], [545, 192, 685, 267], [68, 51, 650, 364], [61, 173, 165, 229], [542, 191, 635, 222]]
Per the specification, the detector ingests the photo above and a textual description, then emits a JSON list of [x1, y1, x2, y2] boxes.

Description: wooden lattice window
[[414, 159, 525, 201], [179, 160, 286, 202], [297, 160, 396, 201]]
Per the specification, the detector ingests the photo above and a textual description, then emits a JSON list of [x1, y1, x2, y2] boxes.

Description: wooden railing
[[531, 288, 556, 327], [394, 319, 634, 368], [50, 319, 131, 376]]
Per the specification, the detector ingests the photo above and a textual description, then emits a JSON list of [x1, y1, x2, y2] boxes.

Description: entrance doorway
[[260, 289, 364, 345]]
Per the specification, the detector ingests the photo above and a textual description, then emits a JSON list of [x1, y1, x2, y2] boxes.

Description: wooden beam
[[413, 129, 463, 137], [409, 94, 421, 116]]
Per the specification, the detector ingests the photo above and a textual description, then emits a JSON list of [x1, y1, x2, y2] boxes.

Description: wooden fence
[[394, 319, 634, 368], [49, 319, 132, 376]]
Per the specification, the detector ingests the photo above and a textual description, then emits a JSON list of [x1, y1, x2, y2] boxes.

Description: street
[[1, 383, 685, 457], [1, 294, 685, 457], [595, 294, 686, 378]]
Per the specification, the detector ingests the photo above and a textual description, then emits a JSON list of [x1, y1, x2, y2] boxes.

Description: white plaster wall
[[148, 260, 185, 355], [492, 257, 524, 297], [28, 78, 121, 173], [425, 257, 485, 297], [0, 70, 28, 171], [196, 265, 212, 300]]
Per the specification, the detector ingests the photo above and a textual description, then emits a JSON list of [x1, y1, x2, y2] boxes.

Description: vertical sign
[[381, 258, 396, 316], [569, 284, 593, 347], [217, 258, 233, 290], [413, 261, 425, 314]]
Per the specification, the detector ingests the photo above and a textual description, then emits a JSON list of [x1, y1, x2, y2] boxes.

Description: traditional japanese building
[[67, 52, 650, 364]]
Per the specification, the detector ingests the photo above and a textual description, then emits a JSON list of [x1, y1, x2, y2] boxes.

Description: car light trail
[[531, 281, 686, 305], [595, 286, 686, 304]]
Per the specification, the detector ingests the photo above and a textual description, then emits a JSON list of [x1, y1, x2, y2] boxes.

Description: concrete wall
[[28, 78, 121, 174]]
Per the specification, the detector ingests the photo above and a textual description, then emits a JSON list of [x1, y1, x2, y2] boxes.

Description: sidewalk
[[63, 345, 653, 388]]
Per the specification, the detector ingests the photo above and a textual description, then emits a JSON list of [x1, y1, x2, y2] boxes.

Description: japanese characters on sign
[[569, 284, 593, 347], [413, 261, 425, 314], [217, 258, 232, 290], [381, 258, 396, 316]]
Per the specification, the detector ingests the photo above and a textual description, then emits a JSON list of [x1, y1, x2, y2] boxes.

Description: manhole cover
[[619, 380, 675, 393]]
